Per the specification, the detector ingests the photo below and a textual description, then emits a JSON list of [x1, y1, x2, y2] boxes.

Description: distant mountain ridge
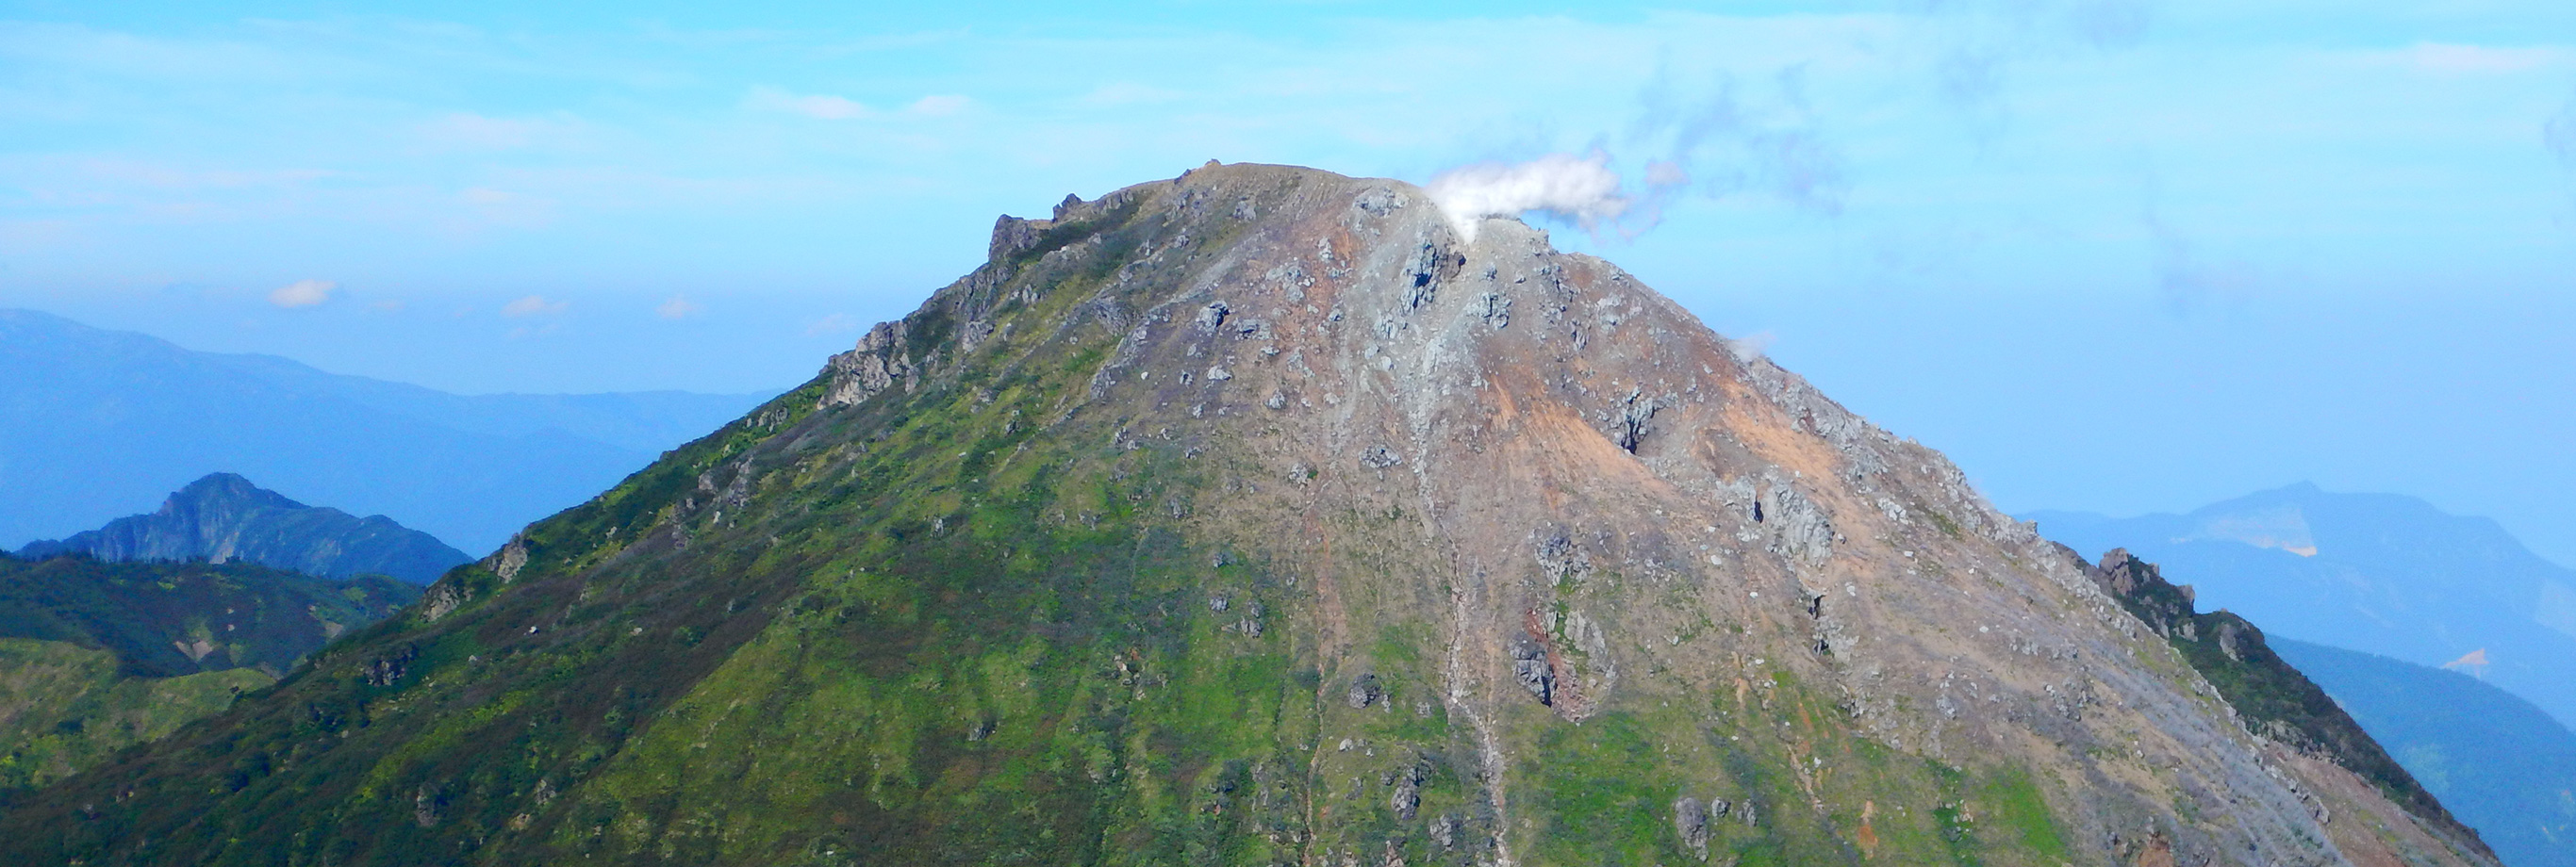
[[2271, 638, 2576, 867], [0, 309, 777, 553], [2024, 483, 2576, 731], [16, 473, 469, 584]]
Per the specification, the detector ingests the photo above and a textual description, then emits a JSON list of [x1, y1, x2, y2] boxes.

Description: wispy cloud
[[742, 88, 972, 120], [7, 6, 2574, 329], [267, 278, 337, 308], [2398, 43, 2567, 74], [745, 87, 873, 120], [1427, 56, 1857, 243], [1075, 82, 1187, 107], [455, 187, 555, 230], [70, 159, 334, 192], [418, 112, 589, 152], [502, 295, 568, 318], [656, 295, 703, 319], [1626, 63, 1849, 220], [907, 94, 971, 116]]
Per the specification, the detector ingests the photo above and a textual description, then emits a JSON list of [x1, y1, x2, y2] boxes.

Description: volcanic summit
[[1, 163, 2491, 867]]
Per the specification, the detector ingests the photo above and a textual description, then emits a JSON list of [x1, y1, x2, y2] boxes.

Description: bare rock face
[[1346, 672, 1383, 709], [1673, 795, 1711, 856], [1391, 762, 1423, 821], [4, 163, 2496, 867], [817, 320, 918, 409]]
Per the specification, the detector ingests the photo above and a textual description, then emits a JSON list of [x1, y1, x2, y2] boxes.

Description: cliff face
[[0, 164, 2494, 867], [17, 473, 471, 583]]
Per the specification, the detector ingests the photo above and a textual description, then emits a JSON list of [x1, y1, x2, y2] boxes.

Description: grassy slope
[[0, 556, 419, 793], [0, 637, 272, 789], [0, 554, 420, 677]]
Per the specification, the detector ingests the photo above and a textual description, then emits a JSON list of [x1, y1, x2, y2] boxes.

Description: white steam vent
[[1426, 153, 1630, 242]]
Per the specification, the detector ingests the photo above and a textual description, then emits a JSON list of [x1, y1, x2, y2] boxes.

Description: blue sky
[[6, 1, 2576, 562]]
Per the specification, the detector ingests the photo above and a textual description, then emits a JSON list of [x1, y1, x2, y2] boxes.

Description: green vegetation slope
[[0, 554, 419, 789]]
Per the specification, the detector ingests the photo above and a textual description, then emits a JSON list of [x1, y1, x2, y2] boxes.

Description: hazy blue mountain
[[201, 351, 767, 455], [16, 472, 470, 583], [0, 309, 775, 555], [2272, 638, 2576, 867], [2025, 483, 2576, 731]]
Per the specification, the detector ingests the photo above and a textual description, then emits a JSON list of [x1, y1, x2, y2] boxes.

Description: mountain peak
[[16, 473, 468, 583], [1, 164, 2495, 867], [167, 471, 306, 514]]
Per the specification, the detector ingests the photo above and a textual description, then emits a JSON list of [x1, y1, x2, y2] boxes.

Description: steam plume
[[1426, 153, 1629, 242]]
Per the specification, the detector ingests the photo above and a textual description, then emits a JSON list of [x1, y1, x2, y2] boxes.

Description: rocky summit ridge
[[0, 163, 2493, 867]]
